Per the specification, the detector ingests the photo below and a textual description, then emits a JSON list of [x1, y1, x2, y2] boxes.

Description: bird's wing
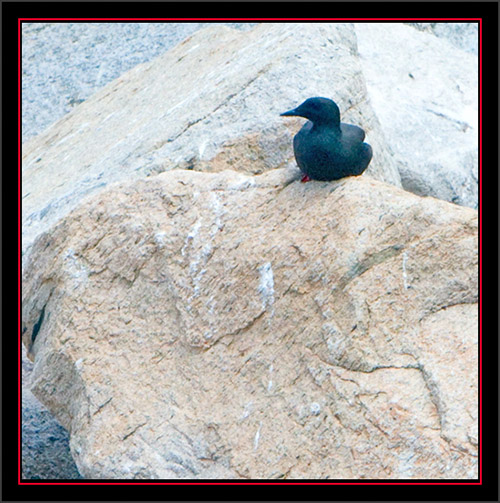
[[340, 123, 365, 142]]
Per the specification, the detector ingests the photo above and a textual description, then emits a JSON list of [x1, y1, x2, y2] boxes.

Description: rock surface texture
[[22, 345, 82, 479], [356, 23, 478, 208], [22, 23, 400, 263], [22, 168, 478, 479]]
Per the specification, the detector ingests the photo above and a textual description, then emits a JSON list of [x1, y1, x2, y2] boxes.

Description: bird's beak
[[280, 108, 298, 117]]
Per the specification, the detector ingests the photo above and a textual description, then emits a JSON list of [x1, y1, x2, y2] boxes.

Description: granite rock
[[356, 23, 478, 208], [22, 168, 478, 479]]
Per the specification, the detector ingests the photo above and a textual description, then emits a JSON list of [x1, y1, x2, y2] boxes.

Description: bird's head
[[281, 97, 341, 127]]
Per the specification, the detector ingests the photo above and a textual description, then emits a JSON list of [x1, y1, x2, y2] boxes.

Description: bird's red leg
[[301, 174, 311, 183]]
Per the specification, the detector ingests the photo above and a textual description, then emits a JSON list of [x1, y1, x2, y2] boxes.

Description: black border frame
[[4, 1, 498, 501]]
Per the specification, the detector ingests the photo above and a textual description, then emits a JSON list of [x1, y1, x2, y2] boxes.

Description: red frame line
[[18, 15, 23, 490], [17, 17, 483, 486], [477, 15, 483, 488], [19, 17, 482, 21]]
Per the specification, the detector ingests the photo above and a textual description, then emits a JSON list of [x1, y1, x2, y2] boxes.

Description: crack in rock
[[338, 244, 405, 290]]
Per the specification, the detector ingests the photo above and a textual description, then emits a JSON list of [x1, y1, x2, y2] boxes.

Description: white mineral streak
[[267, 363, 273, 392], [63, 248, 89, 290], [258, 262, 275, 317], [254, 421, 263, 451], [402, 251, 409, 290]]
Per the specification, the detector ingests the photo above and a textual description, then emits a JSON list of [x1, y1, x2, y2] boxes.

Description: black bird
[[281, 97, 373, 182]]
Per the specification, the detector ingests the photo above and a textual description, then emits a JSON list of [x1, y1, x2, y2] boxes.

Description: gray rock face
[[22, 346, 82, 479], [356, 23, 478, 208], [22, 22, 258, 143], [22, 168, 478, 479], [405, 22, 478, 54]]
